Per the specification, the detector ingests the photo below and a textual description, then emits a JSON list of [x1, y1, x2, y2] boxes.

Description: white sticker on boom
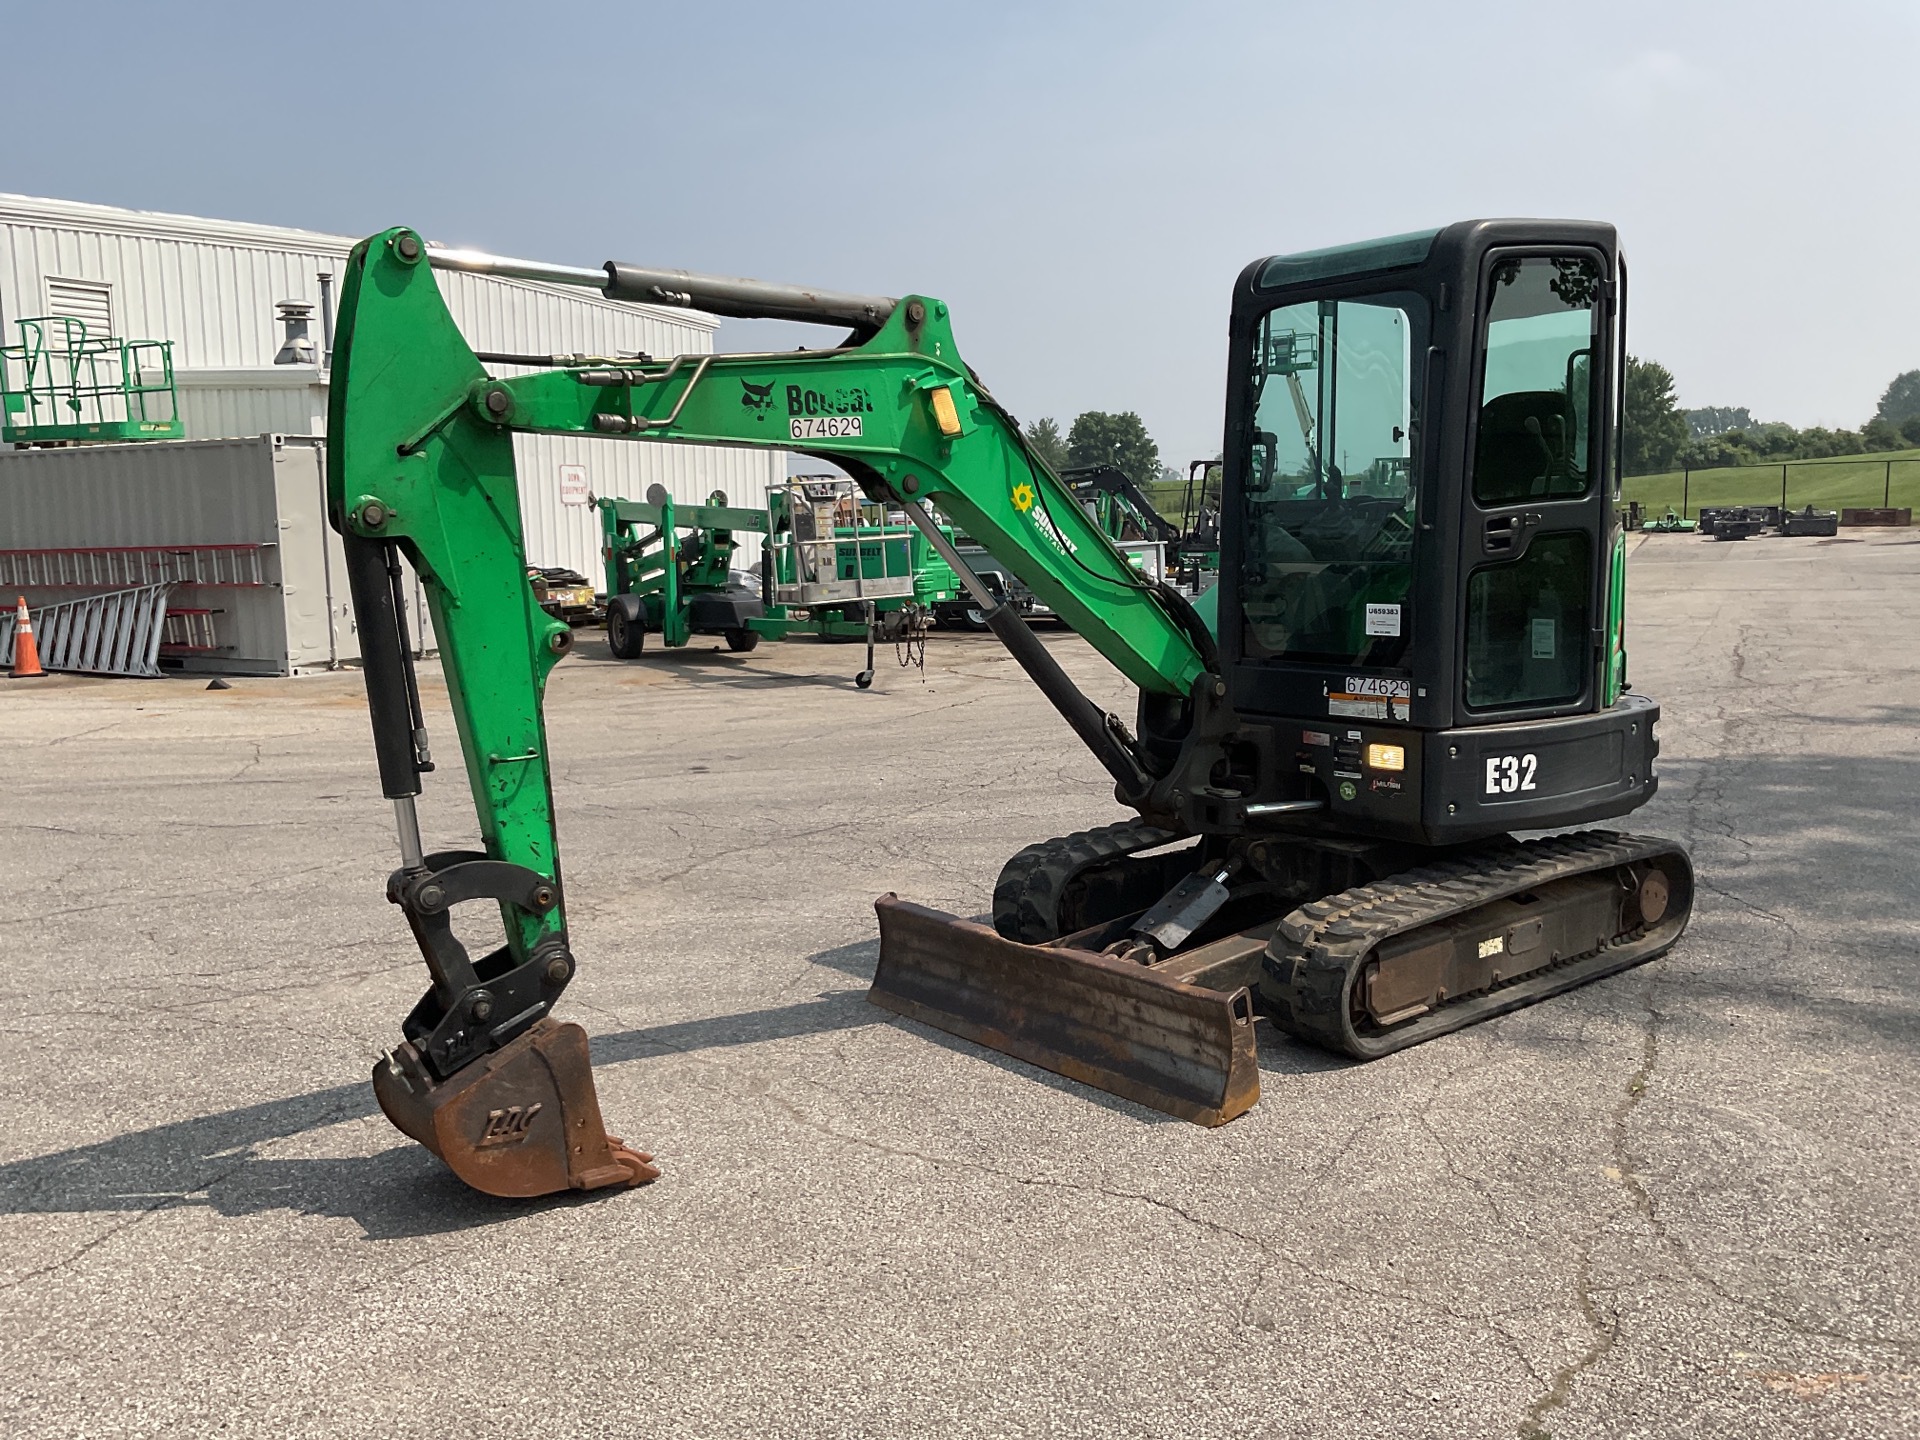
[[1365, 603, 1402, 637], [1531, 617, 1556, 660], [790, 415, 863, 440]]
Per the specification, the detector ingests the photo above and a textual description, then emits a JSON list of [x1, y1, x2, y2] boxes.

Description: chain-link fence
[[1623, 456, 1920, 519]]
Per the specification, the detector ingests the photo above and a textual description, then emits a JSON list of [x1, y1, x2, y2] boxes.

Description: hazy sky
[[9, 0, 1915, 465]]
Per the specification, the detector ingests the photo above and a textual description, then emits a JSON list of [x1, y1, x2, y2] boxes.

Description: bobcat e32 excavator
[[328, 220, 1692, 1197]]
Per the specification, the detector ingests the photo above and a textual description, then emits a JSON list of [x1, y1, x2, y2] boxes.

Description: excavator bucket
[[373, 1019, 660, 1197], [868, 896, 1262, 1126]]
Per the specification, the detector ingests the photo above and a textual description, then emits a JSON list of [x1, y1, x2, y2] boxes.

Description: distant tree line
[[1626, 360, 1920, 476]]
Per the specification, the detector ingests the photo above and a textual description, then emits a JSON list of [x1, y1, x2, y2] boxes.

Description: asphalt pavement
[[1, 530, 1915, 1439]]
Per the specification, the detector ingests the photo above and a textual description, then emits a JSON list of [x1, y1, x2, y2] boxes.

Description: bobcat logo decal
[[740, 380, 776, 417]]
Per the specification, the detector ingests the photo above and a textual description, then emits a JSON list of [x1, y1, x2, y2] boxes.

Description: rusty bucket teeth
[[372, 1018, 659, 1197]]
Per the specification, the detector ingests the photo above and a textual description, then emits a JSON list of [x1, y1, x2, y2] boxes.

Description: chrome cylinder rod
[[426, 245, 608, 289], [394, 796, 426, 871]]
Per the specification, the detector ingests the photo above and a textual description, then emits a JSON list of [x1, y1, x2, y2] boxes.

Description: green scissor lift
[[0, 317, 183, 444]]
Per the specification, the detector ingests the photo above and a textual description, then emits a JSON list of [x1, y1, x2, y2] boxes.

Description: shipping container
[[0, 435, 427, 675]]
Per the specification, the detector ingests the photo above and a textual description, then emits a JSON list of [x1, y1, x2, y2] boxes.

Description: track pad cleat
[[373, 1019, 659, 1197]]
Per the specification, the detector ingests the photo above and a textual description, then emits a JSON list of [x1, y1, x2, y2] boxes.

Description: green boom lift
[[328, 222, 1692, 1198], [598, 477, 958, 684]]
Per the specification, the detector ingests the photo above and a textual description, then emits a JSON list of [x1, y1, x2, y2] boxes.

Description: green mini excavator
[[328, 221, 1691, 1197]]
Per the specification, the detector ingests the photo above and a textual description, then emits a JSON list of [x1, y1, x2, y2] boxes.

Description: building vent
[[45, 277, 113, 340], [273, 301, 316, 365]]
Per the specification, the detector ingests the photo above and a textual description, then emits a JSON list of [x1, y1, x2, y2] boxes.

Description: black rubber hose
[[1154, 579, 1222, 676]]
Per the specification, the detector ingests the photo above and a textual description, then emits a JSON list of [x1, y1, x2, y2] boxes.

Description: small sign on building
[[558, 462, 590, 506]]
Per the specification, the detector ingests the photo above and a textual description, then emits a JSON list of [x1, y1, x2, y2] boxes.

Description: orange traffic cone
[[10, 596, 46, 678]]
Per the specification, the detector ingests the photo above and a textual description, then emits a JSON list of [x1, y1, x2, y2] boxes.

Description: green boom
[[327, 227, 1208, 969]]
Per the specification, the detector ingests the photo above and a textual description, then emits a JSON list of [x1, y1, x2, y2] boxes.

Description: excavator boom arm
[[324, 228, 1212, 1195]]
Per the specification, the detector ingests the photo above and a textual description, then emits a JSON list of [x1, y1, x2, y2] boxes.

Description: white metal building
[[0, 194, 783, 652]]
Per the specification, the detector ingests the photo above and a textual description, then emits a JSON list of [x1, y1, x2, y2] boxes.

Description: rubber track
[[991, 820, 1181, 943], [1260, 829, 1692, 1060]]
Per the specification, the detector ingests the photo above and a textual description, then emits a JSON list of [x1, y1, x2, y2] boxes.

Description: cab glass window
[[1240, 293, 1425, 668], [1473, 256, 1602, 505], [1465, 530, 1589, 709]]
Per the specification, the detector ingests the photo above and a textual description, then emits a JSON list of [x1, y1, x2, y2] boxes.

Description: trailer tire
[[963, 606, 990, 631], [607, 600, 646, 659], [725, 628, 761, 653]]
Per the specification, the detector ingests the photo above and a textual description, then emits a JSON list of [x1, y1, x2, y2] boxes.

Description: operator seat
[[1474, 390, 1575, 503]]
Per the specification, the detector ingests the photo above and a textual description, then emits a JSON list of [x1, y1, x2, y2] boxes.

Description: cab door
[[1457, 250, 1616, 725]]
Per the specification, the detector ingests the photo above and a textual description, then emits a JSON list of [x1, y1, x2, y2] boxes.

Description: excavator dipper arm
[[327, 228, 1217, 1195]]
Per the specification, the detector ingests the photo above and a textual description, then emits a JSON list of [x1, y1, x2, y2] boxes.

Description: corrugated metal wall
[[0, 194, 718, 370], [0, 194, 785, 580], [175, 369, 327, 440]]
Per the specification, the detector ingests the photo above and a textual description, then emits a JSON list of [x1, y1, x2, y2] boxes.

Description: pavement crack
[[0, 1203, 179, 1295], [1516, 977, 1661, 1439], [1517, 1236, 1619, 1440]]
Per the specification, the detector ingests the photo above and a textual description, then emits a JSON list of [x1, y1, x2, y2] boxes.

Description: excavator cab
[[1215, 221, 1649, 847]]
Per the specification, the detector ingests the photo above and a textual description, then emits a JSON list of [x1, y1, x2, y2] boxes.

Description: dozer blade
[[373, 1019, 660, 1197], [869, 895, 1260, 1126]]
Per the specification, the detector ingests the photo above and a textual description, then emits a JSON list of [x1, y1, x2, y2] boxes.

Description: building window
[[45, 277, 114, 340]]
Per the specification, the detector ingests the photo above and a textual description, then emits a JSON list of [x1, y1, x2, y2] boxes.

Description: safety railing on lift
[[0, 316, 183, 444]]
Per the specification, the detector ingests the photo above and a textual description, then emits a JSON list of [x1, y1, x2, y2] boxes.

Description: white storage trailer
[[0, 194, 785, 669]]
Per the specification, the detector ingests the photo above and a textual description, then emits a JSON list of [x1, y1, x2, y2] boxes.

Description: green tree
[[1685, 405, 1754, 440], [1066, 410, 1161, 483], [1622, 357, 1688, 475], [1875, 370, 1920, 426], [1024, 416, 1068, 472], [1863, 416, 1905, 451]]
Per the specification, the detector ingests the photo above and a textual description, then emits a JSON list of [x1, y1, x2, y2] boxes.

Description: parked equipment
[[1696, 504, 1839, 540], [327, 220, 1692, 1197], [0, 316, 182, 445], [599, 477, 951, 681], [1176, 460, 1225, 590], [601, 486, 766, 657], [763, 476, 956, 639], [1642, 507, 1696, 534], [528, 566, 600, 625], [1780, 505, 1839, 537]]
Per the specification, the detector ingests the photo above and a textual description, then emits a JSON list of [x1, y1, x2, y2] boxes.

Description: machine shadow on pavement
[[0, 991, 878, 1238]]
